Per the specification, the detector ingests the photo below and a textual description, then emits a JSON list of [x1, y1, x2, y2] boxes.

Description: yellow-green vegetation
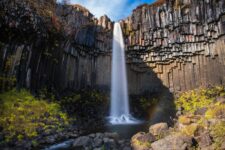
[[210, 121, 225, 149], [178, 115, 191, 125], [175, 86, 225, 113], [0, 89, 69, 141], [132, 138, 151, 149], [205, 105, 225, 119], [135, 140, 151, 147], [180, 124, 199, 136], [174, 86, 225, 149]]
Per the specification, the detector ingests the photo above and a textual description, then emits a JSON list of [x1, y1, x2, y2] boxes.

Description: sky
[[58, 0, 156, 21]]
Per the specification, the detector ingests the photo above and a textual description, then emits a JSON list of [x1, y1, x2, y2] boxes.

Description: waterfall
[[109, 22, 138, 125]]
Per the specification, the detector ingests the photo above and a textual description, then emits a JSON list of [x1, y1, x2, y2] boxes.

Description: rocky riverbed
[[131, 86, 225, 150]]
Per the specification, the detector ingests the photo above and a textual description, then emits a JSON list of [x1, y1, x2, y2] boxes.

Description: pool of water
[[105, 121, 150, 139]]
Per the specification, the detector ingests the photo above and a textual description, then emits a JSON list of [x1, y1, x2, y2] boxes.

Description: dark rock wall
[[0, 0, 225, 95], [121, 0, 225, 94], [0, 0, 113, 93]]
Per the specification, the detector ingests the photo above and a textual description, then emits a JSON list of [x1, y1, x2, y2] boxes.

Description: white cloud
[[58, 0, 153, 21]]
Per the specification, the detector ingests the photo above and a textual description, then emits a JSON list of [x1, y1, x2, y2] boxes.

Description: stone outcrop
[[121, 0, 225, 93]]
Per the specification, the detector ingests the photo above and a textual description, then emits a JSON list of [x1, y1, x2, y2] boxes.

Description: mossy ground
[[175, 86, 225, 113], [175, 86, 225, 149], [0, 89, 69, 142]]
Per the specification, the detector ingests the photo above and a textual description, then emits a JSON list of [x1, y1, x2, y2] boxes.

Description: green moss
[[175, 86, 225, 113], [133, 138, 151, 148], [0, 89, 69, 141]]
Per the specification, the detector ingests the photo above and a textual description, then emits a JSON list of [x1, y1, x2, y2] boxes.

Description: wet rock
[[123, 147, 132, 150], [149, 123, 168, 136], [93, 137, 103, 147], [96, 133, 104, 139], [89, 133, 96, 138], [45, 135, 56, 144], [105, 132, 119, 140], [93, 148, 102, 150], [151, 134, 193, 150], [103, 137, 110, 143], [73, 136, 91, 147]]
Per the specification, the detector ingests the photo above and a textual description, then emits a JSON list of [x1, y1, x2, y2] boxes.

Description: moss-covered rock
[[131, 132, 155, 150], [0, 89, 69, 142]]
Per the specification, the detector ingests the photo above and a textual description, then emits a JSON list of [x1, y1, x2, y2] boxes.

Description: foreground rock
[[151, 134, 193, 150], [131, 132, 156, 150], [149, 123, 168, 136], [72, 132, 130, 150], [131, 87, 225, 150]]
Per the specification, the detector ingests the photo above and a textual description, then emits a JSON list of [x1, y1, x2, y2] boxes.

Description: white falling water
[[109, 22, 138, 125]]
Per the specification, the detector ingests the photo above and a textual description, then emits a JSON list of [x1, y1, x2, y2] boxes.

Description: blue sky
[[58, 0, 155, 21]]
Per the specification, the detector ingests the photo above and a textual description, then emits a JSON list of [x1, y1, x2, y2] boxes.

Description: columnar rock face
[[0, 0, 224, 95], [0, 0, 113, 92], [121, 0, 225, 93]]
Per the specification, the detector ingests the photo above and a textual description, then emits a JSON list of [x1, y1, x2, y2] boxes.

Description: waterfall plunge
[[109, 23, 138, 125]]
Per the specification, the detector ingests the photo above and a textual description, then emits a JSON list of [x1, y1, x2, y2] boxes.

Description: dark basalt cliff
[[0, 0, 224, 95], [0, 0, 113, 93], [122, 0, 225, 94]]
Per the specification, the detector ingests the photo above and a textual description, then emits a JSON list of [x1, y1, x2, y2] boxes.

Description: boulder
[[73, 136, 91, 147], [149, 123, 168, 136], [195, 132, 212, 148], [93, 137, 103, 147], [123, 147, 132, 150], [131, 132, 156, 150], [104, 132, 119, 140], [151, 134, 193, 150]]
